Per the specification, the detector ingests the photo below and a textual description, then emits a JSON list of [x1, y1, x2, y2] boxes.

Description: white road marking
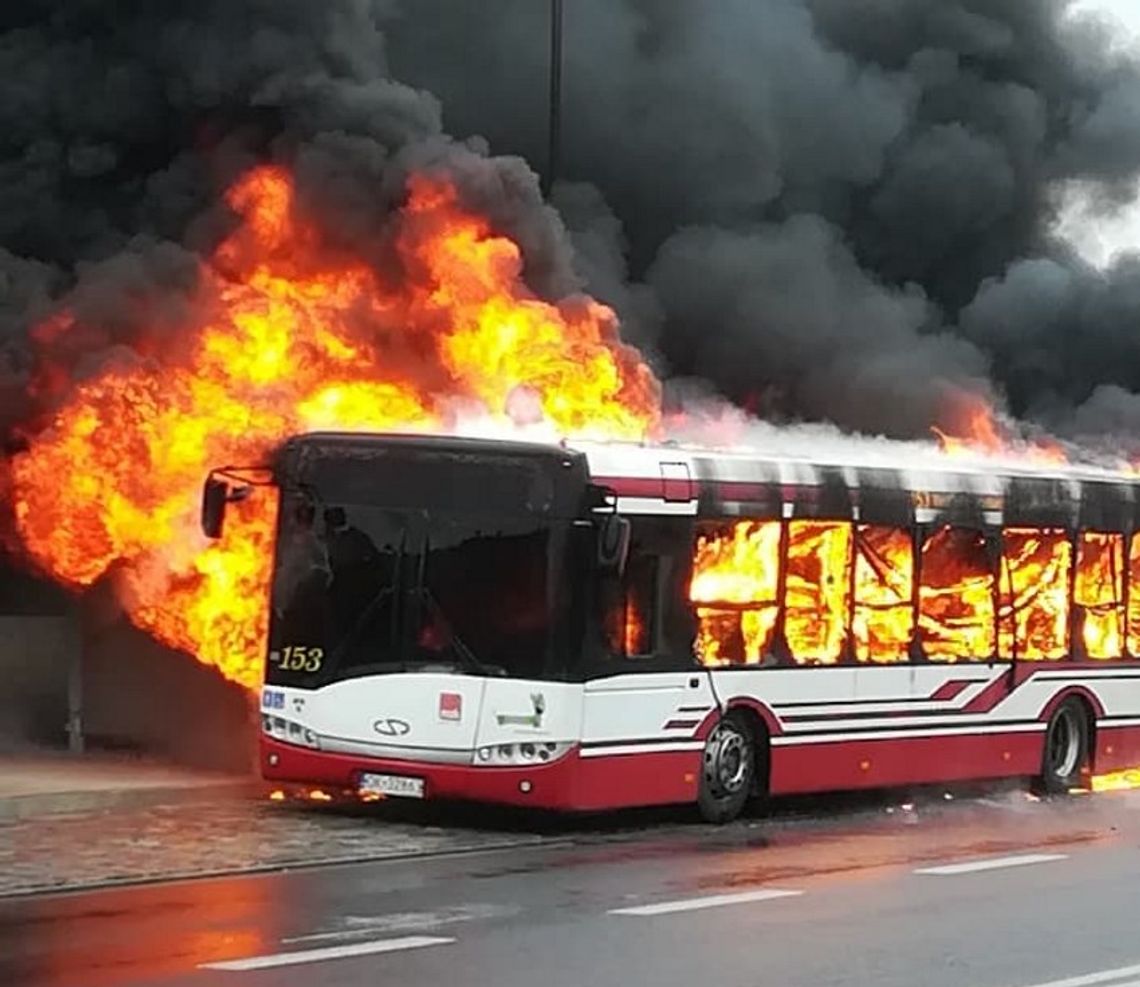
[[280, 904, 519, 944], [1006, 961, 1140, 987], [915, 852, 1068, 876], [609, 888, 802, 916], [198, 935, 454, 971]]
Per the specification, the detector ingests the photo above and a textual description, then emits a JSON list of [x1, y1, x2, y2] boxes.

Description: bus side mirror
[[597, 514, 631, 576], [201, 477, 230, 539], [201, 476, 251, 539]]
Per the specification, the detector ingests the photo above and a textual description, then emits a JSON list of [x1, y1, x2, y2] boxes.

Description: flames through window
[[686, 515, 1140, 666]]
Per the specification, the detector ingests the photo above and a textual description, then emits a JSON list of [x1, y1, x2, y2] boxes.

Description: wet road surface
[[3, 787, 1140, 987]]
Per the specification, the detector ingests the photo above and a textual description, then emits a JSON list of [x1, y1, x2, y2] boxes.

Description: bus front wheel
[[698, 711, 756, 824], [1037, 698, 1090, 795]]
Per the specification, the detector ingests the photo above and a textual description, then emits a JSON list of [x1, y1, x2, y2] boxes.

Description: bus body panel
[[710, 664, 1140, 795], [263, 675, 588, 764], [261, 735, 702, 811], [260, 734, 581, 808], [264, 674, 487, 759], [770, 732, 1045, 794], [260, 664, 1140, 806], [473, 679, 584, 751], [581, 672, 716, 755], [1095, 724, 1140, 772]]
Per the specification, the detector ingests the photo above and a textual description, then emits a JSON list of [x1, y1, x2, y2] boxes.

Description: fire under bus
[[202, 433, 1140, 822]]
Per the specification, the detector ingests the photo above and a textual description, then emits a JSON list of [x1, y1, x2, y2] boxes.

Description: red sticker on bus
[[439, 692, 462, 721]]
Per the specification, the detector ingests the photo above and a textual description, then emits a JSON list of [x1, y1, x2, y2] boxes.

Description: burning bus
[[203, 431, 1140, 822]]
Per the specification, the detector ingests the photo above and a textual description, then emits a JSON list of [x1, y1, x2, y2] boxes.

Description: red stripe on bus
[[929, 679, 978, 702], [590, 476, 662, 498], [770, 731, 1042, 795], [960, 677, 1011, 714]]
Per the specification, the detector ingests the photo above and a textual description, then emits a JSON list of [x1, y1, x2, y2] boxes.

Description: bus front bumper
[[260, 735, 580, 809]]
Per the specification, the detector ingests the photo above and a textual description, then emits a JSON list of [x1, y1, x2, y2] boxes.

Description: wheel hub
[[704, 725, 751, 798]]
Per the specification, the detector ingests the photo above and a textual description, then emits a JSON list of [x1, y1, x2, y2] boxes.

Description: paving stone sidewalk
[[0, 797, 552, 898]]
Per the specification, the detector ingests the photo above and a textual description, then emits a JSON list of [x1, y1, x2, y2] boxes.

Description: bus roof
[[284, 430, 1140, 527], [567, 436, 1140, 529]]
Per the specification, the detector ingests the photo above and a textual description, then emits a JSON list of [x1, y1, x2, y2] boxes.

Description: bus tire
[[697, 710, 756, 824], [1037, 698, 1090, 796]]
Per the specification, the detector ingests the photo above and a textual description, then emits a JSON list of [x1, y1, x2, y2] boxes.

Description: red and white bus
[[203, 432, 1140, 821]]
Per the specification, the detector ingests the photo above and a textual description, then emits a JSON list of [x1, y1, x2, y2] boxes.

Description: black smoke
[[383, 0, 1140, 442], [5, 1, 1140, 444], [0, 0, 587, 434]]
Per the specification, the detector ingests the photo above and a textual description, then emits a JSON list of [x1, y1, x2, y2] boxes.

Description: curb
[[0, 780, 261, 821], [0, 835, 571, 900]]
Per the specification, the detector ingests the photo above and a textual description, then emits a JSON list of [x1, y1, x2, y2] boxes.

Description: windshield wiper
[[411, 527, 505, 677], [412, 585, 505, 677], [326, 527, 406, 670]]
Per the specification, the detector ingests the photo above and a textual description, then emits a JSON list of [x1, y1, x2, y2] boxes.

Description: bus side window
[[1075, 531, 1124, 660], [784, 520, 853, 666], [919, 526, 996, 663], [1128, 534, 1140, 658], [604, 550, 659, 658], [998, 528, 1072, 661], [690, 520, 781, 667], [853, 525, 914, 664]]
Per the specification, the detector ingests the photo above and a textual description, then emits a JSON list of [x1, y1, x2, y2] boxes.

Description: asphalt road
[[3, 788, 1140, 987]]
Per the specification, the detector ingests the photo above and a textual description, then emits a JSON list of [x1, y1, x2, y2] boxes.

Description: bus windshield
[[268, 495, 562, 686]]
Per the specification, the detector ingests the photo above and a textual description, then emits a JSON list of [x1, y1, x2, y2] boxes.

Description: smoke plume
[[384, 0, 1140, 441], [5, 0, 1140, 442]]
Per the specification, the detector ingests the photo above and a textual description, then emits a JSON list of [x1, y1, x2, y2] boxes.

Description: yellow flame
[[1090, 768, 1140, 793]]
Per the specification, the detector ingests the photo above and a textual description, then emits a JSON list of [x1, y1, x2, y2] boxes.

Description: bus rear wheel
[[698, 711, 756, 824], [1037, 698, 1090, 795]]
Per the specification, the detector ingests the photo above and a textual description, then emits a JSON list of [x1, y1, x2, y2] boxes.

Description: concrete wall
[[0, 613, 78, 751], [81, 622, 255, 772], [0, 556, 77, 751], [0, 557, 254, 770]]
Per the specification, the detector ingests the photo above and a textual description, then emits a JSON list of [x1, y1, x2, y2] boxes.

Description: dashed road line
[[1006, 961, 1140, 987], [279, 903, 519, 945], [609, 888, 803, 916], [198, 935, 455, 971], [915, 852, 1068, 876]]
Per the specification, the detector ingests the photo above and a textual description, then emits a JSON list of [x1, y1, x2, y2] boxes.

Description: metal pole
[[545, 0, 564, 197], [66, 607, 84, 753]]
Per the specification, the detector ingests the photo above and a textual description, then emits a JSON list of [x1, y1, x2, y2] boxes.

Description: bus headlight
[[474, 742, 571, 766], [262, 714, 321, 750]]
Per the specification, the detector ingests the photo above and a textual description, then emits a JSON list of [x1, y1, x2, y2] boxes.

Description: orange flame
[[853, 525, 914, 663], [784, 521, 852, 666], [998, 529, 1072, 660], [9, 165, 660, 690], [623, 593, 648, 656], [917, 527, 995, 661], [689, 516, 1136, 666], [1075, 532, 1124, 659], [690, 521, 781, 666], [933, 397, 1067, 464], [932, 400, 1007, 457]]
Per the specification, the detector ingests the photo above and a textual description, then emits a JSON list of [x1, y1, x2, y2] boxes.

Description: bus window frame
[[578, 515, 701, 680]]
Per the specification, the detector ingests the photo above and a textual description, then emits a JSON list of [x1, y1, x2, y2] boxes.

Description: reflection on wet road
[[3, 787, 1140, 987]]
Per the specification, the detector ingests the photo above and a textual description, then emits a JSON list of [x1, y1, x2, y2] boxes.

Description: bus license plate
[[358, 773, 425, 799]]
